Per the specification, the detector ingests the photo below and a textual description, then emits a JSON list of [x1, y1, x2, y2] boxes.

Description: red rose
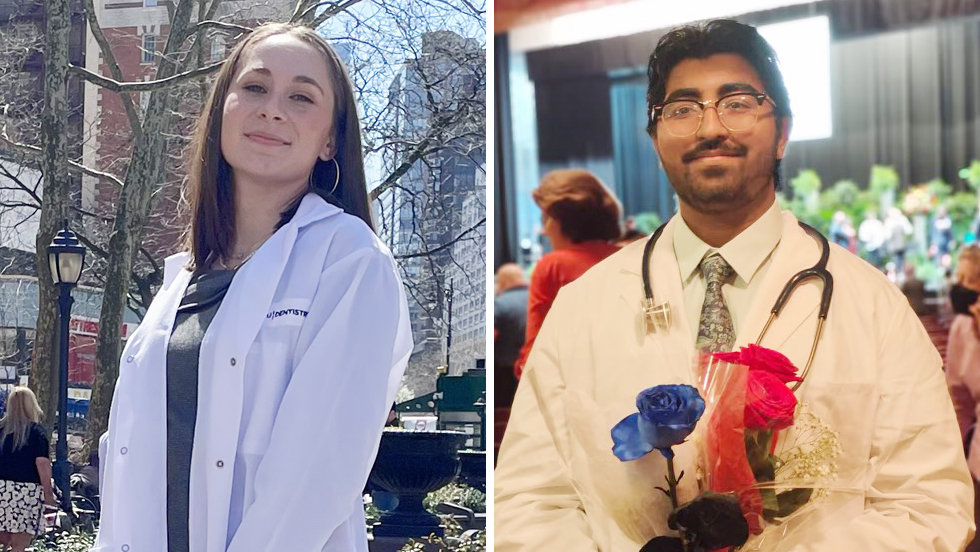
[[713, 345, 801, 384], [744, 370, 797, 431]]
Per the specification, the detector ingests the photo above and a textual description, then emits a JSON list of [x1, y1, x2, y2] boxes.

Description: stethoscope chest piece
[[642, 297, 672, 333]]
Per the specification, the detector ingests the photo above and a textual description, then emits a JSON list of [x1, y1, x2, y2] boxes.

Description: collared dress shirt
[[673, 200, 783, 346]]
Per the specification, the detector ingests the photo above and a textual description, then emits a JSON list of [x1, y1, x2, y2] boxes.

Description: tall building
[[448, 168, 486, 374], [378, 30, 486, 392]]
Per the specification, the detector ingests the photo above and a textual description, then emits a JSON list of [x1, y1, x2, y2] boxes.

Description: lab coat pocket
[[239, 341, 295, 455], [561, 388, 700, 547]]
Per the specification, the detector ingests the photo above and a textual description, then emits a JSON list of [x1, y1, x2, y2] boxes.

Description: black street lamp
[[48, 221, 85, 516]]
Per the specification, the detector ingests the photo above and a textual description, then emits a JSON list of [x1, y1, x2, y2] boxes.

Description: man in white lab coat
[[494, 19, 974, 552]]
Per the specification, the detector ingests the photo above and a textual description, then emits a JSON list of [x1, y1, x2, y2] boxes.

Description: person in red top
[[515, 169, 623, 378]]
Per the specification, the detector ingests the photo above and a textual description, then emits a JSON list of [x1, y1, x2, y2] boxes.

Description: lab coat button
[[122, 545, 130, 552], [126, 355, 134, 363], [230, 358, 236, 366], [120, 447, 128, 455], [216, 460, 224, 468]]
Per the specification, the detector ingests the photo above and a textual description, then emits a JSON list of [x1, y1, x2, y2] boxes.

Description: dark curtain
[[783, 16, 980, 187], [609, 72, 675, 220], [535, 77, 613, 163], [826, 0, 980, 36], [495, 34, 517, 268], [522, 0, 980, 80]]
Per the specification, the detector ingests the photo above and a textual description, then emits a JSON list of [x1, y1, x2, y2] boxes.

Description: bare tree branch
[[370, 137, 434, 201], [0, 163, 41, 206], [0, 133, 124, 188], [293, 0, 365, 28], [187, 20, 253, 36], [68, 60, 226, 93], [394, 217, 485, 259], [458, 0, 484, 16]]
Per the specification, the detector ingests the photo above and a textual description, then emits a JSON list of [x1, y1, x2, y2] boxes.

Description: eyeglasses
[[652, 92, 776, 137]]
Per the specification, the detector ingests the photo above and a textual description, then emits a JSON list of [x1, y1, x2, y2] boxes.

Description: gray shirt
[[166, 267, 235, 552]]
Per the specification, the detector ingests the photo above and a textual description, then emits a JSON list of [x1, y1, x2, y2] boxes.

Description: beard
[[673, 165, 748, 213], [666, 141, 779, 215]]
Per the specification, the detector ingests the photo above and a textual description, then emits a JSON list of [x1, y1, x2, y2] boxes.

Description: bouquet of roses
[[696, 345, 842, 549], [611, 345, 842, 552]]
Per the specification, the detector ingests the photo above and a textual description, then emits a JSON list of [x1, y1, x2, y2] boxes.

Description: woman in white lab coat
[[94, 23, 412, 552]]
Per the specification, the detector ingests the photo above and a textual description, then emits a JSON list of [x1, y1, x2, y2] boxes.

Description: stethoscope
[[640, 221, 834, 390]]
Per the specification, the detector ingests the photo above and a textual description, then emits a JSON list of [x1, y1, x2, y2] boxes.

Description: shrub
[[424, 482, 486, 514], [399, 518, 486, 552], [29, 528, 96, 552]]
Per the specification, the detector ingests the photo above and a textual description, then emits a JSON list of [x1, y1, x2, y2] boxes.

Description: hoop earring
[[329, 157, 340, 195]]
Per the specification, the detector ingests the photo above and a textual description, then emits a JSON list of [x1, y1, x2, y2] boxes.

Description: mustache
[[682, 141, 747, 163]]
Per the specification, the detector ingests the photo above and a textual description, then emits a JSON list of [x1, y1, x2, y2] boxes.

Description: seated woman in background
[[945, 244, 980, 552], [514, 169, 622, 379]]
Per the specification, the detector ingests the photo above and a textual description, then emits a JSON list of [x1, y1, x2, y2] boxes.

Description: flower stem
[[665, 456, 694, 552], [665, 455, 679, 510]]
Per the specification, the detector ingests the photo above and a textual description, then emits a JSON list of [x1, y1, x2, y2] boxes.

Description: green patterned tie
[[696, 253, 736, 353]]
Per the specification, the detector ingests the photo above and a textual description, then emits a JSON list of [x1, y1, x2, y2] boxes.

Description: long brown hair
[[183, 23, 373, 269], [0, 386, 43, 452]]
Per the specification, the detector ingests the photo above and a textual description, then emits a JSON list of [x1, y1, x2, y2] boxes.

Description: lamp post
[[48, 221, 85, 516]]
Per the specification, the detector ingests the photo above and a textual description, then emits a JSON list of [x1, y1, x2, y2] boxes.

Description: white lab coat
[[93, 193, 413, 552], [495, 211, 974, 552]]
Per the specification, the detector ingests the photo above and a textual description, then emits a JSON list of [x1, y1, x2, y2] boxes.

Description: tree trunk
[[85, 0, 198, 451], [32, 0, 72, 431]]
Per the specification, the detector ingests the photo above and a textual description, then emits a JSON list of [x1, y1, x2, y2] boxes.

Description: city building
[[448, 168, 486, 375], [377, 30, 486, 392]]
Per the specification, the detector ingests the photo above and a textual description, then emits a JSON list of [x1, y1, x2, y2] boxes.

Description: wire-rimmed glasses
[[652, 92, 776, 137]]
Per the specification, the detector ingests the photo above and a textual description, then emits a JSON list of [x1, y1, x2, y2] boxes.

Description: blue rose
[[611, 384, 705, 461]]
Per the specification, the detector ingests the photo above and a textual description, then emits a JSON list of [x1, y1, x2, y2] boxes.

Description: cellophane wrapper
[[693, 354, 871, 552]]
